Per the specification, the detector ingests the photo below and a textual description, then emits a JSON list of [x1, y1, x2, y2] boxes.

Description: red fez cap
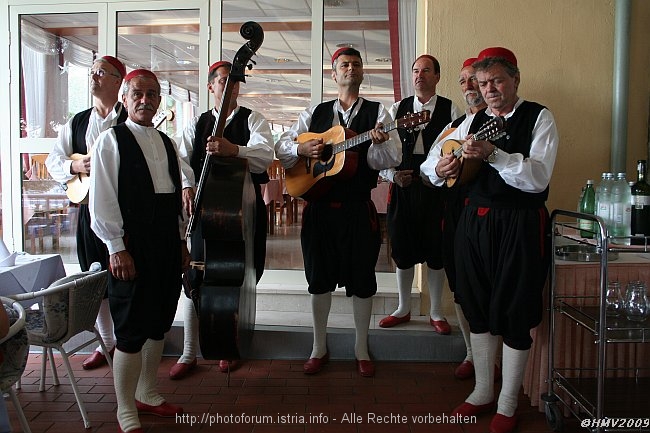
[[100, 55, 126, 78], [331, 47, 361, 64], [209, 61, 232, 74], [476, 47, 517, 66], [124, 68, 159, 83], [462, 57, 478, 69]]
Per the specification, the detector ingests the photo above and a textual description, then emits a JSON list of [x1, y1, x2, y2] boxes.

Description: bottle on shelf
[[631, 160, 650, 245], [611, 172, 631, 244], [596, 172, 614, 234], [579, 180, 596, 238]]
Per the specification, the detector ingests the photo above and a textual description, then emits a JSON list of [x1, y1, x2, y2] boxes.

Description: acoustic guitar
[[440, 116, 505, 187], [64, 109, 174, 204], [285, 110, 430, 200]]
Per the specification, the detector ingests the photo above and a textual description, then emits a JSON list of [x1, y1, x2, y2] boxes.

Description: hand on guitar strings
[[369, 122, 389, 145], [206, 136, 240, 157], [71, 155, 91, 174], [435, 153, 460, 180], [462, 137, 495, 161], [298, 138, 324, 159]]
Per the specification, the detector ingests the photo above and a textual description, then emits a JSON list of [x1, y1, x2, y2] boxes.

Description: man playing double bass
[[169, 60, 274, 380]]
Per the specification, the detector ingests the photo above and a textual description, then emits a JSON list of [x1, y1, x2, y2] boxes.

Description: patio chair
[[9, 264, 110, 429], [0, 296, 31, 433]]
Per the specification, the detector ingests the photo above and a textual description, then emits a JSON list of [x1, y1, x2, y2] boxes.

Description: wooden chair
[[29, 154, 50, 180], [267, 160, 288, 231]]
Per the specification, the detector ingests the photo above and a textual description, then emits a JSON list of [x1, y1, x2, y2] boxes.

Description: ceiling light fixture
[[374, 57, 391, 63], [325, 0, 344, 6], [274, 58, 292, 63], [336, 43, 354, 48]]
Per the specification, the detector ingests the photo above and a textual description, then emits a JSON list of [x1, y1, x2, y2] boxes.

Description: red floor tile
[[3, 353, 588, 433]]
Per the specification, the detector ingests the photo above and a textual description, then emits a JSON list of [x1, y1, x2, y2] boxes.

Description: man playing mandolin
[[422, 47, 559, 433], [378, 54, 462, 334], [169, 60, 274, 380], [275, 47, 401, 378], [45, 55, 127, 370]]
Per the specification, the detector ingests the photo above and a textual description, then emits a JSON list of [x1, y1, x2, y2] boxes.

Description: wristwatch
[[486, 146, 498, 164]]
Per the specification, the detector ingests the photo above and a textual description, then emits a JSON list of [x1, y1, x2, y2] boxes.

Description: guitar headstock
[[474, 116, 506, 141], [396, 110, 431, 131]]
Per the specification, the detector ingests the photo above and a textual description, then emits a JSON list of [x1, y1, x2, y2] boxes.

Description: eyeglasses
[[89, 68, 121, 78]]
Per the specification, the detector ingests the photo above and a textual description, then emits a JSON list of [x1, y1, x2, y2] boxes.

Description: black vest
[[191, 107, 269, 185], [468, 101, 548, 207], [309, 99, 381, 201], [451, 114, 467, 128], [113, 123, 182, 228], [70, 104, 127, 154], [394, 96, 452, 175]]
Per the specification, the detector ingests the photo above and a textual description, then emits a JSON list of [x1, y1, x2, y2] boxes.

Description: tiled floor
[[6, 353, 587, 433]]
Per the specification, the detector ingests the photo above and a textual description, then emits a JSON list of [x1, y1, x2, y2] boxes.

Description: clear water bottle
[[606, 281, 623, 317], [611, 172, 631, 244], [624, 281, 649, 322], [579, 180, 596, 238], [596, 172, 614, 234]]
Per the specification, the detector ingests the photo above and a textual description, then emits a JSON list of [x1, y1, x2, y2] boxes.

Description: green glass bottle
[[631, 160, 650, 245], [579, 179, 596, 238]]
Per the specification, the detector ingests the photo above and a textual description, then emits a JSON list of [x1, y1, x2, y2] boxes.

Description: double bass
[[186, 21, 263, 361]]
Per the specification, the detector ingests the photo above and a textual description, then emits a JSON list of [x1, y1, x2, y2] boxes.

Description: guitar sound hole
[[320, 144, 333, 162]]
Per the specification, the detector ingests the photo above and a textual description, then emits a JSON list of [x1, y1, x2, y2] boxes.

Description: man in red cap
[[275, 47, 402, 378], [90, 68, 190, 433], [423, 47, 559, 433], [168, 60, 274, 379], [378, 54, 461, 335], [45, 55, 127, 370]]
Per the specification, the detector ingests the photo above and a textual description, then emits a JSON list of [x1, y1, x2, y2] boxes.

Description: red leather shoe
[[303, 352, 329, 374], [118, 427, 144, 433], [219, 359, 240, 373], [429, 318, 451, 335], [356, 359, 375, 377], [169, 359, 197, 380], [451, 401, 494, 417], [378, 312, 411, 328], [489, 413, 517, 433], [82, 347, 114, 370], [454, 360, 475, 379], [135, 400, 183, 418]]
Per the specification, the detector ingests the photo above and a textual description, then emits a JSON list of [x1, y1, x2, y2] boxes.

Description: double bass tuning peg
[[247, 59, 256, 70]]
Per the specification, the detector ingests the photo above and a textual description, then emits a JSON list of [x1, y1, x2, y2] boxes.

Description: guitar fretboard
[[331, 120, 398, 155]]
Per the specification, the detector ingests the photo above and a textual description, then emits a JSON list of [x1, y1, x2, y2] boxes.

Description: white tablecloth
[[0, 254, 66, 306]]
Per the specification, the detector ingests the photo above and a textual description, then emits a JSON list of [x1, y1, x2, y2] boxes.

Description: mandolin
[[64, 109, 174, 204], [285, 110, 430, 200], [441, 116, 506, 188]]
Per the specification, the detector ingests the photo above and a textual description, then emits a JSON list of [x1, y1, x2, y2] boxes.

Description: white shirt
[[90, 119, 183, 254], [176, 106, 274, 188], [381, 94, 462, 182], [45, 102, 124, 183], [420, 98, 559, 193], [274, 97, 402, 171]]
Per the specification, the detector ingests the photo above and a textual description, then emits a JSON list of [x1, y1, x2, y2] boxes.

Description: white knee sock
[[497, 344, 530, 417], [427, 267, 446, 321], [114, 349, 142, 432], [455, 303, 472, 362], [95, 298, 115, 353], [178, 296, 198, 364], [391, 267, 414, 317], [135, 339, 165, 406], [352, 295, 373, 361], [466, 332, 498, 406], [310, 293, 331, 359]]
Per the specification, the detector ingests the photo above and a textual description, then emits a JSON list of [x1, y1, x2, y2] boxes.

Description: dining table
[[0, 253, 66, 307]]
